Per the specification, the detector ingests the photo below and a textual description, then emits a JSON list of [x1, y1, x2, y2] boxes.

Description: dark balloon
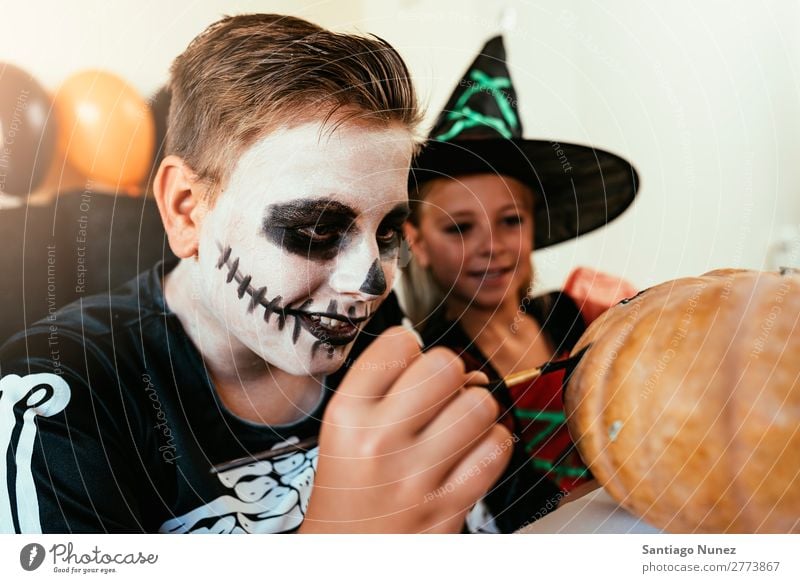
[[0, 63, 57, 196]]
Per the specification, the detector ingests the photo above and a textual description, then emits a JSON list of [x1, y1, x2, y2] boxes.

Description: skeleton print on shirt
[[160, 438, 318, 534], [0, 374, 71, 534]]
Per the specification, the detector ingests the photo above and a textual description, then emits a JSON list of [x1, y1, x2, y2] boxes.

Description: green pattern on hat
[[436, 69, 519, 142]]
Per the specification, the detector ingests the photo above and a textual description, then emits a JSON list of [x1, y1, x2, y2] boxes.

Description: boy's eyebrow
[[263, 198, 357, 226], [382, 203, 411, 222]]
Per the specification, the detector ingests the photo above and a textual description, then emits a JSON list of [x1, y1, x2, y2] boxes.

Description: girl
[[402, 35, 639, 532]]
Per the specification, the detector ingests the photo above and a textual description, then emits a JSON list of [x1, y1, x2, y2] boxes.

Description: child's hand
[[564, 266, 638, 324], [301, 327, 512, 533]]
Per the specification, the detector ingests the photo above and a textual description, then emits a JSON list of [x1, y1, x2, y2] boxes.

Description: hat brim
[[409, 139, 639, 249]]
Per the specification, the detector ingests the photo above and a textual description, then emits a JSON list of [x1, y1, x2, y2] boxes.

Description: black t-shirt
[[0, 260, 403, 533], [0, 191, 174, 344], [0, 203, 58, 344]]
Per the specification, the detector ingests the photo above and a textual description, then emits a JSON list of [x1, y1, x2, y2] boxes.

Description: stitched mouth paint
[[216, 243, 375, 358]]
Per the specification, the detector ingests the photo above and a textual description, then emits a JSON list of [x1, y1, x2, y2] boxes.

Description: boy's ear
[[153, 155, 209, 259], [403, 222, 430, 268]]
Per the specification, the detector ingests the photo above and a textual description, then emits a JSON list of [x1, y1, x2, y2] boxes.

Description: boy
[[0, 14, 510, 533]]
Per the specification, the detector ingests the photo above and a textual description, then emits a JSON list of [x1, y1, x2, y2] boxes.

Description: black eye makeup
[[296, 223, 342, 244], [376, 204, 410, 258], [262, 198, 410, 261], [262, 199, 357, 261]]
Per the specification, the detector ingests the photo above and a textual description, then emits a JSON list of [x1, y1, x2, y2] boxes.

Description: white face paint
[[195, 120, 414, 376]]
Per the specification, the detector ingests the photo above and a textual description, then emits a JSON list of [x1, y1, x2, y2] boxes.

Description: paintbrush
[[503, 344, 591, 387]]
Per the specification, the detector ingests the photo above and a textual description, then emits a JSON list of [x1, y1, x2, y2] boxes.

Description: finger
[[358, 386, 498, 496], [407, 387, 500, 485], [416, 386, 500, 463], [377, 347, 470, 431], [336, 326, 423, 400], [437, 423, 514, 510], [465, 370, 489, 387]]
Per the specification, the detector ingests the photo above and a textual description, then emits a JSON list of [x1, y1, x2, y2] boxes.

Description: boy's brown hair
[[167, 13, 422, 202]]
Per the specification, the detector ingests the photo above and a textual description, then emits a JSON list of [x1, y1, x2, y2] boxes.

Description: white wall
[[529, 0, 800, 289], [0, 0, 364, 96], [3, 0, 799, 287]]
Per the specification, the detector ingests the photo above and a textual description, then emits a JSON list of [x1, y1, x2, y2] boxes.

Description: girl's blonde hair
[[397, 249, 445, 326]]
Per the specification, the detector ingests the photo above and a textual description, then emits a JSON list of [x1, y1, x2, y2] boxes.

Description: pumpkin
[[564, 268, 800, 533]]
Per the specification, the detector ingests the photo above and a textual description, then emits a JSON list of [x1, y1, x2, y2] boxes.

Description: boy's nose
[[328, 239, 387, 298]]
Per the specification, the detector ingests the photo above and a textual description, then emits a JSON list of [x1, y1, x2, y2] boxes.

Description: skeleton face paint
[[194, 120, 414, 377]]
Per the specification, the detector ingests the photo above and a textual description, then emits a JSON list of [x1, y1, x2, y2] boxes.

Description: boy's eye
[[444, 223, 471, 235], [376, 224, 401, 244], [297, 224, 342, 243], [376, 208, 408, 257]]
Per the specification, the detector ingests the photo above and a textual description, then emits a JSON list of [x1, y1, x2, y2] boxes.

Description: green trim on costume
[[514, 409, 565, 421], [515, 409, 565, 451], [530, 458, 591, 479], [514, 407, 588, 479]]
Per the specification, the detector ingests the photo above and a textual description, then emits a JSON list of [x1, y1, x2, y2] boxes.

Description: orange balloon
[[54, 70, 154, 189]]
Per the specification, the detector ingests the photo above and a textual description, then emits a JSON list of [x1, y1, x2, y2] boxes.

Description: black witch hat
[[410, 36, 639, 249]]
